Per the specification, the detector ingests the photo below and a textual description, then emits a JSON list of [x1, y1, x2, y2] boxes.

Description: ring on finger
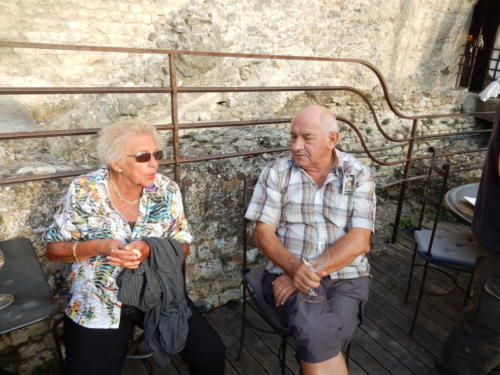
[[280, 288, 287, 295]]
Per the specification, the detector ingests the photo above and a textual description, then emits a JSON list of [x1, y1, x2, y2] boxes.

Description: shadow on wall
[[389, 0, 473, 96]]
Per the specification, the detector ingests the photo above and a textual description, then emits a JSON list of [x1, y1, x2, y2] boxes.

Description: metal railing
[[457, 46, 500, 91], [0, 40, 495, 242]]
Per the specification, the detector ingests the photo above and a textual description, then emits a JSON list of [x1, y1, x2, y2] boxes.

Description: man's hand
[[272, 274, 298, 306], [289, 261, 325, 292]]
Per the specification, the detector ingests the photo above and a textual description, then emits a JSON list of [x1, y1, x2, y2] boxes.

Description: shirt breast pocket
[[323, 193, 353, 232], [281, 184, 307, 224]]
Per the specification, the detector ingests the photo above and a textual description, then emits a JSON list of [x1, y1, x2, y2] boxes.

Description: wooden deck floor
[[124, 229, 473, 374]]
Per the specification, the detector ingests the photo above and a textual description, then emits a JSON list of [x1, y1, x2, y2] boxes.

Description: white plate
[[464, 196, 476, 206]]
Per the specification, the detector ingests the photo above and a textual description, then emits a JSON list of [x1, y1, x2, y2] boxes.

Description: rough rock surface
[[0, 0, 489, 372]]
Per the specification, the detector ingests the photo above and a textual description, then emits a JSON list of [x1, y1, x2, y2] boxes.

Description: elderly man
[[245, 105, 376, 374]]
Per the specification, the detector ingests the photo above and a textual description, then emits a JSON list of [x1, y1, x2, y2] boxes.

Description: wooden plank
[[207, 307, 270, 375], [369, 261, 454, 341], [353, 328, 414, 375], [224, 360, 240, 375], [240, 302, 301, 373], [214, 304, 295, 374], [361, 315, 429, 374], [368, 278, 443, 356], [363, 302, 435, 367], [349, 340, 391, 375], [348, 358, 368, 375], [373, 253, 462, 324]]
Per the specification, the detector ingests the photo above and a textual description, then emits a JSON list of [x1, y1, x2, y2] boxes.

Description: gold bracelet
[[72, 242, 80, 263]]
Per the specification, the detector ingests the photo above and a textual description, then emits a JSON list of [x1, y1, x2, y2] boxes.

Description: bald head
[[292, 105, 338, 135], [290, 105, 340, 171]]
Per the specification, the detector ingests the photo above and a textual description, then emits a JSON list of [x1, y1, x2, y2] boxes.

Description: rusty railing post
[[391, 118, 419, 243], [168, 53, 181, 183]]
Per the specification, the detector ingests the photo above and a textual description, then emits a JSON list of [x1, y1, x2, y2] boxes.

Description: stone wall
[[0, 0, 489, 373]]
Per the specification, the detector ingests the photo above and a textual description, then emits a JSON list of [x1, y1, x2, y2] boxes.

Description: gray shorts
[[262, 271, 369, 363]]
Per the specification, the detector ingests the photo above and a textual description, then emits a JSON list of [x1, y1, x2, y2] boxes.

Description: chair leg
[[238, 281, 248, 360], [51, 317, 65, 375], [141, 357, 154, 375], [404, 243, 418, 304], [279, 335, 287, 375], [464, 272, 474, 305], [410, 262, 430, 334]]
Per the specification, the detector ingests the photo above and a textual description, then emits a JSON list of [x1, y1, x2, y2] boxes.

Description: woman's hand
[[126, 241, 150, 262], [47, 239, 126, 264], [106, 240, 150, 269], [272, 273, 298, 306]]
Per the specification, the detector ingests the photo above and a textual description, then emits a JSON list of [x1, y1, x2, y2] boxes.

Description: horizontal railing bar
[[0, 128, 101, 140], [0, 147, 289, 185], [0, 87, 172, 95], [1, 40, 495, 124], [414, 128, 492, 141], [0, 159, 176, 185], [179, 118, 291, 130], [0, 40, 383, 63], [408, 147, 487, 163], [379, 165, 483, 189], [180, 146, 289, 164], [0, 119, 292, 140]]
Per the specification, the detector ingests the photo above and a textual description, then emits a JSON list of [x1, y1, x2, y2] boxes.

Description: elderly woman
[[43, 120, 225, 375]]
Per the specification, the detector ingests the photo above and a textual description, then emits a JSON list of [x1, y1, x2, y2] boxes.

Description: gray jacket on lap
[[117, 237, 191, 367]]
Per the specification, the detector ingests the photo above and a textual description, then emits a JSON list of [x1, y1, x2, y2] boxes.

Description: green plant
[[452, 118, 460, 126], [452, 105, 465, 113], [305, 91, 316, 98], [340, 124, 349, 132], [54, 152, 70, 160], [365, 127, 373, 134], [381, 118, 391, 125], [421, 119, 432, 126], [399, 216, 419, 230], [440, 66, 450, 76]]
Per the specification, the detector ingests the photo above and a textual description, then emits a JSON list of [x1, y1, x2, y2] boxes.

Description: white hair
[[96, 119, 163, 166]]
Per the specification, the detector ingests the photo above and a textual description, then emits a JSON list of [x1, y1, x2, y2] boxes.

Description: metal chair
[[404, 147, 484, 334], [238, 177, 291, 375], [0, 238, 58, 373]]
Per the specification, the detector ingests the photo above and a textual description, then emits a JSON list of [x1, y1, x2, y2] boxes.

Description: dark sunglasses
[[126, 151, 164, 163]]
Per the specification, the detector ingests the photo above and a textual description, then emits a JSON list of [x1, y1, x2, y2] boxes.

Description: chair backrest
[[242, 176, 258, 276], [416, 147, 451, 255]]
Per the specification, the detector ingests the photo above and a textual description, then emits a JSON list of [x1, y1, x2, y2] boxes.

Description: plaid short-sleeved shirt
[[245, 150, 376, 279]]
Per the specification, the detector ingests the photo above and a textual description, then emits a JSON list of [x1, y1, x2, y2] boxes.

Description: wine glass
[[0, 249, 14, 310], [299, 249, 330, 303]]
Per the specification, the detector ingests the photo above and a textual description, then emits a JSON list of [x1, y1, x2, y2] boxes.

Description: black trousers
[[63, 303, 225, 375]]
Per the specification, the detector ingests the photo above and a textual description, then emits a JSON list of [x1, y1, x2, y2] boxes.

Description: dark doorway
[[458, 0, 500, 92]]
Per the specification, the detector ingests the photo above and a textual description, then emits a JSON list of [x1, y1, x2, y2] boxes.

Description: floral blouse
[[43, 167, 192, 329]]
